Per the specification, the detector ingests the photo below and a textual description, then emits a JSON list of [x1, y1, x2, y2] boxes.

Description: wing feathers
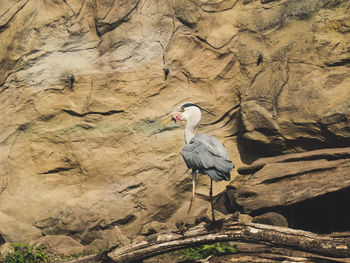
[[181, 134, 234, 182]]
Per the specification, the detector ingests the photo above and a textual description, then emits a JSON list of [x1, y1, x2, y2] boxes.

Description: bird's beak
[[160, 113, 174, 127]]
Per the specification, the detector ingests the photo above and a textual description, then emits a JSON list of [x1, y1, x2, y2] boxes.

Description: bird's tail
[[206, 169, 231, 182]]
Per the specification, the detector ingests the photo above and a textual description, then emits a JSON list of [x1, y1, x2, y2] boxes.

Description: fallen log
[[107, 220, 350, 263]]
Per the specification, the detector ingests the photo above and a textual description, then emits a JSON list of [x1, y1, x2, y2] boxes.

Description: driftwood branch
[[107, 220, 350, 263]]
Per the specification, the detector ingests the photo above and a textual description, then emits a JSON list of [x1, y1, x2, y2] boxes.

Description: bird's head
[[160, 102, 214, 127]]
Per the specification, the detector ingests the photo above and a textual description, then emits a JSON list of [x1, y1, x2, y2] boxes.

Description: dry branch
[[107, 220, 350, 263]]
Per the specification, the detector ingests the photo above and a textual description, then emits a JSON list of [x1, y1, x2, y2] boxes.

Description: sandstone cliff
[[0, 0, 349, 256]]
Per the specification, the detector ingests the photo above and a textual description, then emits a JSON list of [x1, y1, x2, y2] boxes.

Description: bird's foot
[[173, 222, 190, 235]]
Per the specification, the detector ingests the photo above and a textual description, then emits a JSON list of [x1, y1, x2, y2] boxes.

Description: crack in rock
[[62, 109, 124, 117], [0, 0, 29, 30], [95, 0, 141, 36], [325, 58, 350, 67], [40, 167, 74, 174]]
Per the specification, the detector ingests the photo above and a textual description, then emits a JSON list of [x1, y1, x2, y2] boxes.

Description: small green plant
[[174, 242, 237, 261], [2, 243, 48, 263]]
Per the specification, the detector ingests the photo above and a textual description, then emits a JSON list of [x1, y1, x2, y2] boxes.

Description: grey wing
[[181, 135, 234, 182], [192, 133, 230, 160], [182, 141, 214, 170]]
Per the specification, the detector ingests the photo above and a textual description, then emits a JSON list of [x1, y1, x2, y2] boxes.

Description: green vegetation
[[2, 243, 48, 263], [173, 242, 237, 261], [1, 243, 99, 262]]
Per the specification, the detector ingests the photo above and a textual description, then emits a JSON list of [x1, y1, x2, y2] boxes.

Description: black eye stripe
[[179, 102, 216, 116], [181, 103, 198, 108]]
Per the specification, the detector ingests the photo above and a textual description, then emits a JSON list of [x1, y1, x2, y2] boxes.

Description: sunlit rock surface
[[0, 0, 349, 250]]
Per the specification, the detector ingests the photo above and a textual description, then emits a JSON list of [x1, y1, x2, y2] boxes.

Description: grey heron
[[160, 102, 234, 231]]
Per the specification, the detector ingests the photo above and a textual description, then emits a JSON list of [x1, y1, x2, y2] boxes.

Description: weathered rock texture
[[30, 235, 85, 256], [0, 0, 349, 251], [217, 147, 350, 234]]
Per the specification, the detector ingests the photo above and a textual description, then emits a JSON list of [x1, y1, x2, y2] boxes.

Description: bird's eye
[[180, 107, 184, 112]]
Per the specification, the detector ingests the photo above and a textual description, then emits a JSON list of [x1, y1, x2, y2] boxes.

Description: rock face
[[219, 147, 350, 233], [30, 235, 85, 256], [252, 212, 288, 227], [0, 0, 349, 251]]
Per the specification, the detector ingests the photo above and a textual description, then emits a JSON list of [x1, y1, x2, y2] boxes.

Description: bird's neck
[[185, 121, 196, 144], [183, 106, 201, 144]]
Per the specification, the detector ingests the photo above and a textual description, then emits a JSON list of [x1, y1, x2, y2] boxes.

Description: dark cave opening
[[0, 234, 5, 245], [281, 187, 350, 234], [221, 170, 350, 235]]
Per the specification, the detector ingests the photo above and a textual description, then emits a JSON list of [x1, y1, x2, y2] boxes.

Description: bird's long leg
[[181, 170, 196, 232], [210, 178, 216, 223]]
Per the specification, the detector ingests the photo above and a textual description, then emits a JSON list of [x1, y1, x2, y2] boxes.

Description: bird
[[68, 74, 75, 89], [256, 54, 263, 66], [160, 102, 234, 232], [163, 68, 169, 80]]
